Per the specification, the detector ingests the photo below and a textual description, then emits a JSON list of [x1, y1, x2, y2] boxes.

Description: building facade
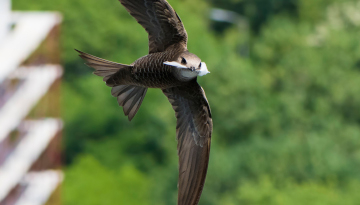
[[0, 2, 63, 204]]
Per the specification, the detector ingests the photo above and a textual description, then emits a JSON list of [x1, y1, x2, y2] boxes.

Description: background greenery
[[14, 0, 360, 204]]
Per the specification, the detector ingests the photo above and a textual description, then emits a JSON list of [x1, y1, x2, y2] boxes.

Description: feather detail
[[111, 85, 147, 121], [75, 49, 130, 81]]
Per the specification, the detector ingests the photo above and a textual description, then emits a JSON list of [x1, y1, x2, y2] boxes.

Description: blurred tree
[[63, 155, 151, 205], [210, 0, 298, 32]]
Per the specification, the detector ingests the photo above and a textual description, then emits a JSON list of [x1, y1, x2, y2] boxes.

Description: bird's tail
[[75, 49, 129, 81], [110, 85, 147, 121], [75, 49, 147, 121]]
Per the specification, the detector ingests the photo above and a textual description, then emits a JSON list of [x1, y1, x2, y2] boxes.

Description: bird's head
[[164, 51, 210, 79]]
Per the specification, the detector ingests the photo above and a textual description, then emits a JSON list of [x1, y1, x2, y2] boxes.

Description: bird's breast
[[176, 69, 198, 81]]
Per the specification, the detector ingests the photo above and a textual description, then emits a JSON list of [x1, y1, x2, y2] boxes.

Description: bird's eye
[[181, 57, 187, 64], [199, 62, 202, 68]]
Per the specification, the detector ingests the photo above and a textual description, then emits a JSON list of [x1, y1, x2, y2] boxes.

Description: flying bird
[[76, 0, 212, 204]]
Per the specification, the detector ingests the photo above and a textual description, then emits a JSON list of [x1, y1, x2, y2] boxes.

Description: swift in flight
[[76, 0, 212, 204]]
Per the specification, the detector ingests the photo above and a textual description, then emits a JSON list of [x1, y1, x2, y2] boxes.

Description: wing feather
[[162, 80, 212, 205], [119, 0, 188, 53]]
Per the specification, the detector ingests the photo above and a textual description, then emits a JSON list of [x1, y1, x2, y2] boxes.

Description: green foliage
[[63, 155, 150, 205], [13, 0, 360, 204], [210, 0, 298, 32], [221, 176, 360, 205]]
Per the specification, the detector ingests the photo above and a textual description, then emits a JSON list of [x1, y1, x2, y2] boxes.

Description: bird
[[75, 0, 212, 204]]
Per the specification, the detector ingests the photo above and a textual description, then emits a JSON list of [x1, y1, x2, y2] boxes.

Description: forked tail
[[75, 49, 147, 121]]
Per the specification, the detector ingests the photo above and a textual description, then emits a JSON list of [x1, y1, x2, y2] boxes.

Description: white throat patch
[[163, 61, 187, 68], [164, 61, 197, 80], [163, 61, 210, 78]]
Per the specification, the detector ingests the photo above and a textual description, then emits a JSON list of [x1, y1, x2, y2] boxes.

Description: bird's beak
[[198, 62, 210, 76]]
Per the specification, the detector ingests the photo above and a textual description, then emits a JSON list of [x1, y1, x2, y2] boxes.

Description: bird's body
[[76, 0, 212, 204], [107, 45, 188, 88]]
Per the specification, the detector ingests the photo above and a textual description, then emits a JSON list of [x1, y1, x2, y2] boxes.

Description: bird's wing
[[119, 0, 188, 53], [162, 80, 212, 205]]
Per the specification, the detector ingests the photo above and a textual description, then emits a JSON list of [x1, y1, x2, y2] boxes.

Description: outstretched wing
[[162, 80, 212, 205], [119, 0, 188, 53]]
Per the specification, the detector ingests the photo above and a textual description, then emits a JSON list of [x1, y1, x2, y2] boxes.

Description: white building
[[0, 1, 63, 204]]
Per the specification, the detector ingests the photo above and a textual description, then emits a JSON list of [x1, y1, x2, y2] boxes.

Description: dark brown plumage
[[76, 1, 212, 204], [119, 0, 188, 53]]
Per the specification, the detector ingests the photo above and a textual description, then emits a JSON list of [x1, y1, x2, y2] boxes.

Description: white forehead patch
[[198, 62, 210, 76], [164, 61, 187, 68]]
